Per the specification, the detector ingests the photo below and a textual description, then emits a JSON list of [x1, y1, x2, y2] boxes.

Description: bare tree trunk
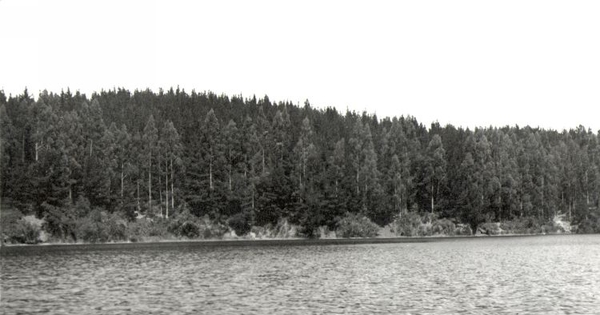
[[35, 142, 39, 162], [89, 139, 93, 157], [394, 185, 398, 212], [148, 158, 152, 215], [508, 190, 512, 218], [585, 170, 590, 205], [569, 199, 572, 221], [209, 161, 213, 190], [158, 160, 163, 217], [137, 180, 140, 212], [165, 159, 169, 219], [120, 164, 124, 198], [244, 154, 248, 178], [561, 191, 564, 217], [229, 167, 232, 191], [170, 159, 174, 210], [541, 176, 545, 219], [399, 196, 403, 217]]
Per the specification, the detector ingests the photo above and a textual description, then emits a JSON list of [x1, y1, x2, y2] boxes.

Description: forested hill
[[1, 88, 599, 235]]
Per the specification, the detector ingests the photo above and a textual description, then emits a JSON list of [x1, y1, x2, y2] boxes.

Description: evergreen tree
[[142, 115, 158, 214], [424, 134, 447, 216]]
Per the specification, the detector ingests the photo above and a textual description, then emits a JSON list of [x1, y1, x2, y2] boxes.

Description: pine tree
[[161, 120, 182, 218], [222, 119, 240, 194], [142, 115, 158, 214], [0, 104, 14, 201], [425, 134, 446, 216]]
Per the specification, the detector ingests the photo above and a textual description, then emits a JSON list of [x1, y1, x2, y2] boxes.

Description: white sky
[[1, 0, 599, 131]]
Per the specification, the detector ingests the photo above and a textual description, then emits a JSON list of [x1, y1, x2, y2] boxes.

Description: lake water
[[1, 235, 600, 314]]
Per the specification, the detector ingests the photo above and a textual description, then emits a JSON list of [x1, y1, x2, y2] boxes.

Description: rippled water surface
[[2, 235, 600, 314]]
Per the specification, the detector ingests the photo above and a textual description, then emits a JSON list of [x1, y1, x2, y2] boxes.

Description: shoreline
[[1, 233, 574, 250]]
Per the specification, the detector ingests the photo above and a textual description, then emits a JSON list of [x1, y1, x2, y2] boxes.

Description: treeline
[[1, 88, 599, 235]]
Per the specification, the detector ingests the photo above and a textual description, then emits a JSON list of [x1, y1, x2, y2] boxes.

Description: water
[[2, 235, 600, 314]]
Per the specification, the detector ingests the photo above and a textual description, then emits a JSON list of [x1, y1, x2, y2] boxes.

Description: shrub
[[454, 224, 472, 235], [148, 219, 169, 237], [392, 212, 424, 236], [1, 209, 23, 243], [432, 218, 456, 236], [336, 213, 379, 238], [6, 218, 42, 244], [127, 219, 151, 240], [104, 212, 128, 241], [128, 218, 170, 240], [180, 221, 200, 238], [496, 217, 546, 234], [478, 222, 501, 235], [42, 203, 77, 241], [75, 216, 107, 243], [202, 215, 228, 239], [418, 221, 433, 236], [168, 208, 202, 238], [392, 213, 462, 236], [577, 217, 600, 234], [228, 212, 252, 236]]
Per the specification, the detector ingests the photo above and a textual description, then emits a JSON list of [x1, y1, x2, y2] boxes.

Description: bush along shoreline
[[2, 197, 592, 246]]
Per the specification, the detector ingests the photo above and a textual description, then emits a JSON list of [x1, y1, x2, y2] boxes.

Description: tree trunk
[[35, 142, 39, 162], [209, 161, 213, 190], [120, 164, 124, 198], [165, 159, 169, 219], [158, 159, 163, 217], [89, 139, 93, 157], [148, 157, 152, 214], [229, 166, 232, 191], [561, 191, 564, 216], [137, 180, 140, 212], [509, 190, 512, 218], [244, 154, 248, 178], [394, 185, 398, 212], [170, 159, 174, 210]]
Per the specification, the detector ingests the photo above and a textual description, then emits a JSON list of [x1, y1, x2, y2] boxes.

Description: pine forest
[[1, 88, 599, 243]]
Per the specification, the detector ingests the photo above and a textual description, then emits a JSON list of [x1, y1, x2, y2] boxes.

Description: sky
[[1, 0, 599, 131]]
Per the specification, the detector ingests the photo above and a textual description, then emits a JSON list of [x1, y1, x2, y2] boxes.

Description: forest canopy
[[1, 88, 599, 239]]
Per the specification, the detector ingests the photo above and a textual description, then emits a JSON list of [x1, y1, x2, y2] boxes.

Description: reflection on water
[[2, 235, 600, 314]]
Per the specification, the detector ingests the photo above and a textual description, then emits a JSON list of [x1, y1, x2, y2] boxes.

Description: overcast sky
[[1, 0, 599, 131]]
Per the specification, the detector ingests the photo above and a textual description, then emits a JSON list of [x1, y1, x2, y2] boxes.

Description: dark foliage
[[1, 88, 599, 238]]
